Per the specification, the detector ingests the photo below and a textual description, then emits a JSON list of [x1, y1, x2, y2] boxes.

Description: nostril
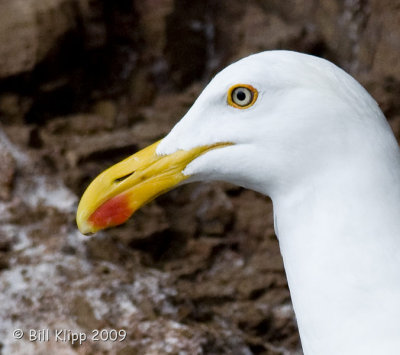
[[114, 172, 134, 183]]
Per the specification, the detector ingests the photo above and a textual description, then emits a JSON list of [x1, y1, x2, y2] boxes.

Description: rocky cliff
[[1, 1, 400, 354]]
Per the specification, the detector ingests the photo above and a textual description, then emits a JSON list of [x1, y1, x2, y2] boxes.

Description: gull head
[[76, 50, 388, 234]]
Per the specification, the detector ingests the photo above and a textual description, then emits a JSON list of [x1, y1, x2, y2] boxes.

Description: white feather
[[158, 51, 400, 354]]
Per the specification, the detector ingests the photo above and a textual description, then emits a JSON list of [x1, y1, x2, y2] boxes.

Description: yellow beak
[[76, 139, 230, 235]]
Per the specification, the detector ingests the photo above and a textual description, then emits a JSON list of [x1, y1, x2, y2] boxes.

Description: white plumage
[[157, 51, 400, 354]]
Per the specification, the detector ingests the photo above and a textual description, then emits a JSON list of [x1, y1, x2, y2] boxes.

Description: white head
[[157, 50, 391, 197], [77, 50, 395, 233]]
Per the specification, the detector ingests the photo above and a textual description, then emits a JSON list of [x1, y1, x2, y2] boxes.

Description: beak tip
[[76, 218, 97, 236], [79, 229, 95, 236]]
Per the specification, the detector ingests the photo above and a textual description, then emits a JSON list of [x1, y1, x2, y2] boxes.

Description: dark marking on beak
[[114, 171, 134, 183]]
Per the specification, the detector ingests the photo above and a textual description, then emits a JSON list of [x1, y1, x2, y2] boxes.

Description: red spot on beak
[[88, 194, 132, 229]]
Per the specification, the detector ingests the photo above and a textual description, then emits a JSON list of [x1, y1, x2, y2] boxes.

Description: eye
[[227, 84, 258, 109]]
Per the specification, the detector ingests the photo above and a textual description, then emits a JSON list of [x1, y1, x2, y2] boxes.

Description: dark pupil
[[236, 90, 246, 101]]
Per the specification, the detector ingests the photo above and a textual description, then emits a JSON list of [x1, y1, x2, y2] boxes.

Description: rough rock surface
[[0, 0, 82, 78], [0, 1, 400, 354]]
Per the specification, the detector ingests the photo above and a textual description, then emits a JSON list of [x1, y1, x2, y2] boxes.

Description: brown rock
[[71, 296, 103, 330], [0, 144, 16, 201], [135, 0, 174, 60], [195, 185, 234, 236], [2, 125, 33, 148], [91, 100, 117, 126], [0, 94, 24, 124], [0, 0, 81, 78], [45, 114, 115, 135]]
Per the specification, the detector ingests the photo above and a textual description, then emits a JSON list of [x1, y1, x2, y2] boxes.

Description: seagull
[[76, 50, 400, 355]]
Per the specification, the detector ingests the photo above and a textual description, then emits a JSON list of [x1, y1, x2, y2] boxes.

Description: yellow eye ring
[[227, 84, 258, 109]]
